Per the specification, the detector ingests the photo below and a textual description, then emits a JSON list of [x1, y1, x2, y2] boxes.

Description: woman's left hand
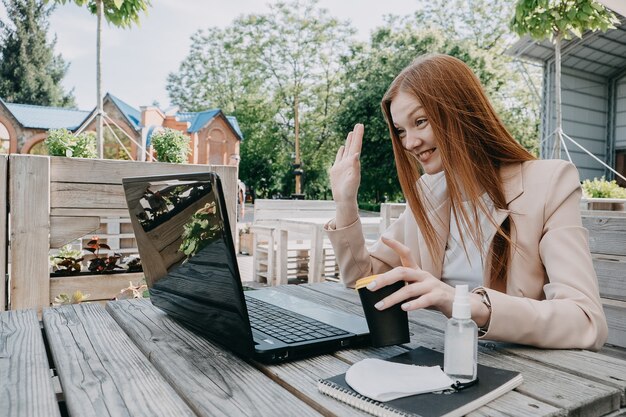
[[368, 237, 456, 318]]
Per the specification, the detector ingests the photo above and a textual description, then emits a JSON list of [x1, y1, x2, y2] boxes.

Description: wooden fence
[[3, 155, 237, 311], [0, 155, 7, 311], [582, 210, 626, 348]]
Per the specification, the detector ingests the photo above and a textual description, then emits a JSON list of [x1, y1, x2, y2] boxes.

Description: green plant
[[53, 290, 90, 306], [582, 177, 626, 199], [358, 202, 381, 212], [179, 202, 220, 261], [123, 256, 143, 273], [151, 128, 191, 163], [84, 236, 123, 273], [239, 222, 252, 235], [45, 128, 97, 158], [50, 244, 84, 275]]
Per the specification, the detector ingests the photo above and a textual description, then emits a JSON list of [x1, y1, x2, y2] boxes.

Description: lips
[[417, 148, 436, 162]]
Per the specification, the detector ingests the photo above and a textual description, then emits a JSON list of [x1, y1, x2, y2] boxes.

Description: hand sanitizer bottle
[[444, 284, 477, 383]]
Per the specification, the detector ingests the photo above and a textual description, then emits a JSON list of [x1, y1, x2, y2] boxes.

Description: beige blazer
[[326, 160, 608, 351]]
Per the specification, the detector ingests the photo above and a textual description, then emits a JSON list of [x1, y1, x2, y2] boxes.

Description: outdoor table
[[275, 217, 382, 285], [1, 282, 625, 417]]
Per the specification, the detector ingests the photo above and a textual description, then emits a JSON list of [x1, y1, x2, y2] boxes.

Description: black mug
[[355, 275, 410, 347]]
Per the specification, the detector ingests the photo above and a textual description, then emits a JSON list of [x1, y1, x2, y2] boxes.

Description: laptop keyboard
[[245, 296, 350, 344]]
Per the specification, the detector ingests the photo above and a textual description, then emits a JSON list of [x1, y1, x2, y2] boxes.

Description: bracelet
[[474, 289, 492, 336]]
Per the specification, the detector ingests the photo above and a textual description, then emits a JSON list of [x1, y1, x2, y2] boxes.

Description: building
[[508, 15, 626, 185], [0, 93, 243, 165]]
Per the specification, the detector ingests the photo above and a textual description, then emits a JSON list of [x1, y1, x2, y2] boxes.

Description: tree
[[511, 0, 619, 158], [47, 0, 151, 158], [167, 0, 355, 199], [417, 0, 541, 156], [0, 0, 74, 106], [336, 13, 537, 203], [167, 25, 289, 198], [237, 0, 355, 197]]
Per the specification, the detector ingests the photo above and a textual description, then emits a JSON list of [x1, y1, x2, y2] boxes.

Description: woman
[[326, 54, 607, 350]]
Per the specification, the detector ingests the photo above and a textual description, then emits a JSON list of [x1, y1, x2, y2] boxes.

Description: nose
[[402, 132, 422, 151]]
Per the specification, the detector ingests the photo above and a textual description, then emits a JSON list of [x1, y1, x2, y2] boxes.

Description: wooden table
[[275, 217, 382, 285], [2, 283, 625, 417]]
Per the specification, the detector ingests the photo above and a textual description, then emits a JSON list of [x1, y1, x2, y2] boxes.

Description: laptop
[[122, 171, 370, 363]]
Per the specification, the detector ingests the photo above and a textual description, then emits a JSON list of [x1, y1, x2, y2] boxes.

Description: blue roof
[[176, 109, 243, 140], [3, 101, 90, 130], [2, 95, 242, 140], [185, 109, 220, 133], [108, 94, 141, 131], [226, 116, 243, 140]]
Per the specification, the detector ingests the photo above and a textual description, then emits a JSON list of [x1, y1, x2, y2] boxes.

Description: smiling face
[[389, 90, 443, 175]]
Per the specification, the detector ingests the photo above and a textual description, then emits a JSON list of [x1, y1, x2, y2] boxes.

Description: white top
[[423, 172, 496, 290]]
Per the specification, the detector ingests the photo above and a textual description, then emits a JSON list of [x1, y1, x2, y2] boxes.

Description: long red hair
[[381, 54, 535, 288]]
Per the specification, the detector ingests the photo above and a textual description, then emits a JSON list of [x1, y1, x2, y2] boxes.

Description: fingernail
[[374, 301, 384, 310], [401, 303, 410, 310], [366, 281, 377, 290]]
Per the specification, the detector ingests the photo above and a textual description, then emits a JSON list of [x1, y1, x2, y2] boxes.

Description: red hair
[[381, 54, 535, 288]]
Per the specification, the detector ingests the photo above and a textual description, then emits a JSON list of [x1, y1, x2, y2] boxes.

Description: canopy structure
[[508, 13, 626, 184]]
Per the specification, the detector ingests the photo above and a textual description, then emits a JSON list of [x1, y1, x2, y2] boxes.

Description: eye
[[396, 128, 406, 138], [415, 118, 428, 127]]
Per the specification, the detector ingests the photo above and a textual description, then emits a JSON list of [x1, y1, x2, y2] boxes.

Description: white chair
[[251, 199, 336, 285], [379, 203, 406, 234]]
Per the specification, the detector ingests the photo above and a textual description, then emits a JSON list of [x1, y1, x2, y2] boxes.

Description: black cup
[[355, 276, 410, 347]]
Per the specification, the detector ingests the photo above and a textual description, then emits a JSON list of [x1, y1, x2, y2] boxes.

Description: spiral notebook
[[318, 347, 523, 417]]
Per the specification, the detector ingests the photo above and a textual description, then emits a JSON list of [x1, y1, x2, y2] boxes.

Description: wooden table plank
[[305, 282, 626, 406], [465, 390, 565, 417], [502, 345, 626, 406], [0, 310, 61, 417], [106, 299, 324, 417], [43, 303, 196, 417], [276, 283, 623, 417], [272, 285, 564, 416]]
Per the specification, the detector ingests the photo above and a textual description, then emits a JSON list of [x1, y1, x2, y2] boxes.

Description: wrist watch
[[474, 288, 492, 336]]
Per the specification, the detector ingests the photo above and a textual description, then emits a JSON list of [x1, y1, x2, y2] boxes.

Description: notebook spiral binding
[[317, 379, 413, 417]]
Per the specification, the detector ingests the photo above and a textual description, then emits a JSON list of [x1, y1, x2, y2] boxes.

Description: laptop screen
[[123, 172, 254, 358]]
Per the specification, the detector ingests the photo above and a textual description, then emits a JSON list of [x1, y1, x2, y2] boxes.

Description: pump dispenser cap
[[452, 285, 471, 319]]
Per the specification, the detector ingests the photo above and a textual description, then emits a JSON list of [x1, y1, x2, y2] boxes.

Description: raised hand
[[330, 124, 364, 205]]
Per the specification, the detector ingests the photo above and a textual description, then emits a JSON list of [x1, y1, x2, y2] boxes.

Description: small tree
[[45, 128, 97, 158], [510, 0, 619, 158], [46, 0, 151, 158], [150, 128, 190, 164]]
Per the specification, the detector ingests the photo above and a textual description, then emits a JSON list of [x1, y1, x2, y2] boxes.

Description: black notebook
[[318, 347, 523, 417]]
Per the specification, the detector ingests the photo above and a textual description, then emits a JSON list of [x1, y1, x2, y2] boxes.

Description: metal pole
[[96, 0, 104, 159], [294, 94, 301, 195]]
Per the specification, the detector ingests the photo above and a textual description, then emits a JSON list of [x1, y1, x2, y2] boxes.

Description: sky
[[1, 0, 420, 110]]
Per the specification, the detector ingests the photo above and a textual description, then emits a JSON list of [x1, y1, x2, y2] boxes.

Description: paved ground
[[236, 252, 263, 287]]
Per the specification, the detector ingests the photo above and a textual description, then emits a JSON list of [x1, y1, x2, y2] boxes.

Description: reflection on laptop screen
[[124, 173, 254, 358]]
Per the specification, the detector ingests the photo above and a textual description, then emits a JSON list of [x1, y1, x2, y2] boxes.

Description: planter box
[[581, 198, 626, 212], [239, 233, 254, 255], [50, 271, 145, 303]]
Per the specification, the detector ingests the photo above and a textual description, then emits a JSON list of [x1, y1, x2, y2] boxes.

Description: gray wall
[[542, 65, 608, 180], [615, 74, 626, 150]]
